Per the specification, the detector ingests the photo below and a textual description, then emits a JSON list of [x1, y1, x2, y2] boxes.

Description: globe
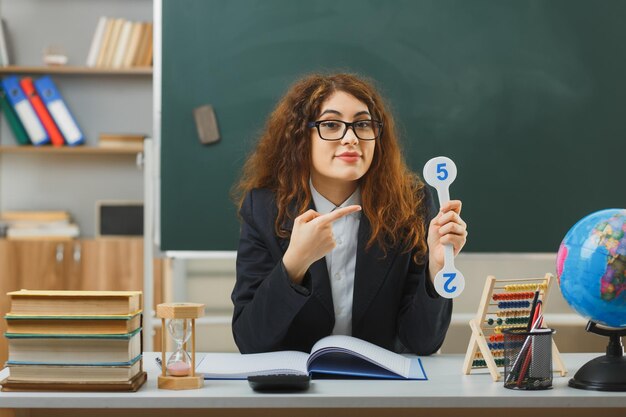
[[556, 209, 626, 329]]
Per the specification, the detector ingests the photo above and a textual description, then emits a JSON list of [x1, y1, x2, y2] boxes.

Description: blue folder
[[33, 75, 84, 145]]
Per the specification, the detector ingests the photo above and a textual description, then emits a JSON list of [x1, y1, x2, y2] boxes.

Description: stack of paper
[[0, 211, 79, 240]]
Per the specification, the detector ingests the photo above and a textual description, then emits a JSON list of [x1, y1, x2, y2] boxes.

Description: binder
[[20, 77, 65, 146], [1, 76, 49, 145], [33, 76, 84, 146], [0, 85, 30, 145]]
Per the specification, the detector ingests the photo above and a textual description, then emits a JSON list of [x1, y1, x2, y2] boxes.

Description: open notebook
[[192, 335, 427, 380]]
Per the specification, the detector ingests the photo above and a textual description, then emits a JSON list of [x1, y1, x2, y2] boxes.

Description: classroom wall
[[0, 0, 152, 236]]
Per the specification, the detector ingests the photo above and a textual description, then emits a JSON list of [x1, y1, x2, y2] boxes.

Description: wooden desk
[[1, 353, 625, 417]]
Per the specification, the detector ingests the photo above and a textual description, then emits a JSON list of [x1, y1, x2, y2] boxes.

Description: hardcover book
[[7, 290, 142, 316], [98, 133, 145, 151], [86, 16, 108, 67], [0, 211, 70, 223], [5, 312, 141, 335], [122, 22, 144, 67], [95, 18, 114, 67], [6, 360, 142, 383], [193, 335, 427, 380], [5, 328, 142, 366], [4, 329, 141, 366], [1, 370, 147, 392]]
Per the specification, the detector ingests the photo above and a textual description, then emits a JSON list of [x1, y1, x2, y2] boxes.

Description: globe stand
[[569, 321, 626, 391]]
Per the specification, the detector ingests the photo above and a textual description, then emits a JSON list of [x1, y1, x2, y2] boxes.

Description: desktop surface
[[0, 353, 625, 411]]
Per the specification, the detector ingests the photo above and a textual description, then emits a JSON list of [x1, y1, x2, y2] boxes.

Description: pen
[[526, 289, 540, 332]]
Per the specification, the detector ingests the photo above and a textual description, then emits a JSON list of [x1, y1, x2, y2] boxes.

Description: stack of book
[[1, 290, 146, 392], [98, 133, 145, 151], [0, 75, 84, 147], [0, 210, 80, 240], [86, 17, 153, 69]]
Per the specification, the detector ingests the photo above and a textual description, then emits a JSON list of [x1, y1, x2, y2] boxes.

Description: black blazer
[[231, 188, 452, 355]]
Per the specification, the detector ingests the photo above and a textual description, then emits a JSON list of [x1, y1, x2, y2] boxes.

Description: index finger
[[314, 205, 362, 225], [440, 200, 462, 215]]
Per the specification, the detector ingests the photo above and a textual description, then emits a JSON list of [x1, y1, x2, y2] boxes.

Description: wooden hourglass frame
[[156, 302, 205, 390]]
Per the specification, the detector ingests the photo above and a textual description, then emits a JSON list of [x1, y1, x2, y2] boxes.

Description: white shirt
[[310, 181, 361, 336]]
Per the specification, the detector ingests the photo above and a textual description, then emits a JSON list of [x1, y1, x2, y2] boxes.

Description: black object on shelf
[[569, 321, 626, 391]]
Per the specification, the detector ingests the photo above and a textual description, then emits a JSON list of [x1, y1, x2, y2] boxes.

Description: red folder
[[19, 77, 65, 146]]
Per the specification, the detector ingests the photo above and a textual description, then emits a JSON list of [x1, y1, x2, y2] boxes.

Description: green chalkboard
[[161, 0, 625, 252]]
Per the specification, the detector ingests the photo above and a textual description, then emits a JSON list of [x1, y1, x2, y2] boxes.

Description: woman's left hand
[[427, 200, 467, 280]]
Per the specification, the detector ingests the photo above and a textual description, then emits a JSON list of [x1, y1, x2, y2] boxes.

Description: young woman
[[231, 73, 467, 355]]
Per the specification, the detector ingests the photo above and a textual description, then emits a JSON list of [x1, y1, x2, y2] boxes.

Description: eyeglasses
[[307, 119, 383, 141]]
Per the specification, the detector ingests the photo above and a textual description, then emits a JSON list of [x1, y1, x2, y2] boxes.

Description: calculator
[[247, 374, 311, 392]]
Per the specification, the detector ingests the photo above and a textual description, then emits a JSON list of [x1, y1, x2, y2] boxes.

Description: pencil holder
[[503, 328, 555, 390]]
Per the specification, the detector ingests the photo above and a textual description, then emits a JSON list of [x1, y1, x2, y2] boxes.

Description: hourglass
[[156, 302, 204, 390]]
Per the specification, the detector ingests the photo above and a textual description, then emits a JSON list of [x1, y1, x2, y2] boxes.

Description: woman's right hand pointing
[[283, 205, 361, 284]]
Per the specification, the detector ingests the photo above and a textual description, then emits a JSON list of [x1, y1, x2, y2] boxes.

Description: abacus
[[462, 273, 567, 381]]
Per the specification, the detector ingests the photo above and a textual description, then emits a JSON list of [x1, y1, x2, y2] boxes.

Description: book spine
[[0, 210, 70, 222], [111, 20, 133, 68], [33, 76, 84, 146], [133, 22, 149, 67], [122, 22, 143, 68], [95, 18, 114, 68], [1, 76, 49, 145], [139, 22, 153, 67], [103, 18, 124, 68], [0, 19, 9, 66], [86, 16, 108, 67], [20, 77, 65, 146], [5, 326, 141, 339]]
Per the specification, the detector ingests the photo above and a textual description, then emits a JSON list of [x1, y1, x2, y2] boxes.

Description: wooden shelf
[[0, 66, 152, 76], [0, 146, 142, 155]]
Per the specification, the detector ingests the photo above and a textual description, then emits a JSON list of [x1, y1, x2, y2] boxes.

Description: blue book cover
[[1, 76, 49, 145], [33, 75, 84, 145]]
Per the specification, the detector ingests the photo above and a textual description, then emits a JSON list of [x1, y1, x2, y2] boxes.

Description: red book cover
[[19, 77, 65, 146]]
